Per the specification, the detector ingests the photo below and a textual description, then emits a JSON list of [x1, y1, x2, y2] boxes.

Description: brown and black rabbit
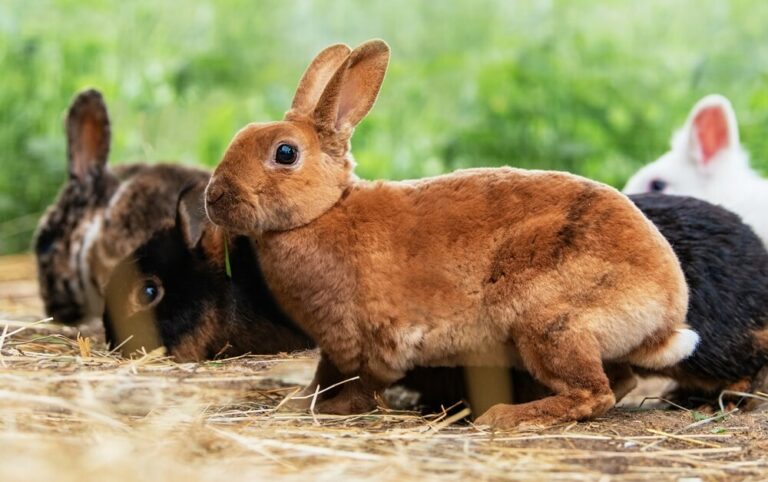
[[203, 40, 697, 428], [33, 89, 209, 325], [103, 184, 314, 359]]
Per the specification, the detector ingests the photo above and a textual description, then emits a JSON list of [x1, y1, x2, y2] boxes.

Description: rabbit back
[[258, 167, 691, 379]]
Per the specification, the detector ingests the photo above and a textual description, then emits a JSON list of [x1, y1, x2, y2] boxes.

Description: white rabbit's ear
[[66, 89, 110, 182], [313, 39, 390, 133], [684, 94, 740, 168], [289, 44, 351, 116]]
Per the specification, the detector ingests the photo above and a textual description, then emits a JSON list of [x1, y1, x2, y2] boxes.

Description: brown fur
[[35, 89, 211, 325], [206, 40, 692, 429], [88, 164, 211, 293], [754, 327, 768, 354]]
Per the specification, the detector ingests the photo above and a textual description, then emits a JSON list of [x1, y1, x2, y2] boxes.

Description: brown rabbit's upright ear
[[312, 40, 390, 134], [66, 89, 111, 182], [176, 183, 209, 249], [288, 43, 351, 116]]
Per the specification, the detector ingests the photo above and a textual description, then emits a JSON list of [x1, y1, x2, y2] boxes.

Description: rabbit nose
[[206, 180, 226, 206]]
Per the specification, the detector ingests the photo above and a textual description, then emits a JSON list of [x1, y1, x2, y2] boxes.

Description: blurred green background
[[2, 0, 768, 254]]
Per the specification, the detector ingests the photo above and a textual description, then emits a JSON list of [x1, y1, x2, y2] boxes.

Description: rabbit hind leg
[[476, 316, 615, 429]]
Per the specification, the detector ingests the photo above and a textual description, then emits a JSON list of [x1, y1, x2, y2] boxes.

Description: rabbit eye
[[649, 179, 667, 192], [137, 279, 163, 307], [274, 143, 298, 165]]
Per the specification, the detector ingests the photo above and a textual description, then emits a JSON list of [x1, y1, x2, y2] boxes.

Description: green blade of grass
[[224, 240, 232, 278]]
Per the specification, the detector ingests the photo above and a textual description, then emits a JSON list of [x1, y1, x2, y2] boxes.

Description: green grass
[[2, 0, 768, 253]]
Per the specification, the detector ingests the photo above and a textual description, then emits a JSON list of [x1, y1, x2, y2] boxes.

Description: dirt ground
[[1, 255, 767, 481]]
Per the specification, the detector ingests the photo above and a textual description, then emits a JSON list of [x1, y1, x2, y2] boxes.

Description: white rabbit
[[624, 94, 768, 245]]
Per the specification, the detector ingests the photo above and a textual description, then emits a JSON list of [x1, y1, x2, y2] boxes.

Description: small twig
[[288, 376, 360, 400], [0, 324, 8, 367], [645, 428, 723, 449], [1, 318, 55, 339], [638, 396, 691, 412], [272, 386, 302, 412], [309, 383, 321, 425], [106, 335, 135, 356], [428, 407, 472, 433], [718, 389, 768, 411]]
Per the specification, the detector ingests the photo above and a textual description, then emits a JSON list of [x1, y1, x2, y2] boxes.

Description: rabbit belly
[[416, 341, 523, 368]]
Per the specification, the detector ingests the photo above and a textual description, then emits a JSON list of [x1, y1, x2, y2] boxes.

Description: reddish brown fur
[[206, 40, 692, 428]]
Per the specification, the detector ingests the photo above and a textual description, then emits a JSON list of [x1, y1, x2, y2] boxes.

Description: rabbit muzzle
[[204, 175, 258, 234]]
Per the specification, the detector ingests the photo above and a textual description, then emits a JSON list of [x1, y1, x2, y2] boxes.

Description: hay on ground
[[1, 255, 767, 481]]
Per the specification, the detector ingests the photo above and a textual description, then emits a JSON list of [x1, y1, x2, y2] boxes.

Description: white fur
[[623, 94, 768, 246], [78, 176, 136, 320], [78, 213, 104, 320], [629, 328, 700, 370], [107, 177, 135, 210]]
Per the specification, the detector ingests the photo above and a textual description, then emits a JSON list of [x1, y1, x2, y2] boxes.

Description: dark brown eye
[[649, 179, 667, 192], [137, 279, 163, 306], [275, 143, 298, 165]]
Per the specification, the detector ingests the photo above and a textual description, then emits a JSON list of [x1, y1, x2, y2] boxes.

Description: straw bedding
[[1, 255, 766, 481]]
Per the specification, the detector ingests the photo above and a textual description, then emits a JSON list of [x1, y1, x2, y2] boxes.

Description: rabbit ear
[[176, 183, 209, 249], [289, 44, 352, 116], [312, 40, 390, 134], [66, 89, 111, 182], [685, 95, 740, 168]]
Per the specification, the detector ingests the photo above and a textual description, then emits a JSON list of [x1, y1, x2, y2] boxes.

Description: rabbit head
[[103, 184, 312, 360], [623, 94, 752, 197], [34, 89, 119, 324], [205, 41, 390, 235]]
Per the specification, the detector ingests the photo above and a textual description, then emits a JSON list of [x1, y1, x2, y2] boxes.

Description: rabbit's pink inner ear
[[67, 91, 111, 181], [313, 40, 390, 134], [333, 40, 390, 130], [289, 44, 351, 116], [693, 106, 729, 166], [72, 118, 104, 178]]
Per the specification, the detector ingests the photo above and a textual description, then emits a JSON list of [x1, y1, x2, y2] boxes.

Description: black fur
[[630, 193, 768, 390], [103, 224, 313, 358]]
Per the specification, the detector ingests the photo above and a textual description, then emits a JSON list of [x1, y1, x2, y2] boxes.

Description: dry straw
[[0, 318, 766, 481], [1, 256, 767, 481]]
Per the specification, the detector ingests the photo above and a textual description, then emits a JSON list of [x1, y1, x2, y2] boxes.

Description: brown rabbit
[[205, 41, 697, 429], [34, 89, 209, 325]]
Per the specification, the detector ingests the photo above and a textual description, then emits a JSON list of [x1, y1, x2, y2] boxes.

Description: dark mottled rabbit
[[33, 89, 209, 325]]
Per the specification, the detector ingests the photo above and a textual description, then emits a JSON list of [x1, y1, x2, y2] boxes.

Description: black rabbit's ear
[[66, 89, 111, 182], [176, 183, 208, 249]]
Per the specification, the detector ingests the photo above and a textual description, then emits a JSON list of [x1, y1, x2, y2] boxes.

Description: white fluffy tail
[[628, 328, 700, 370]]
